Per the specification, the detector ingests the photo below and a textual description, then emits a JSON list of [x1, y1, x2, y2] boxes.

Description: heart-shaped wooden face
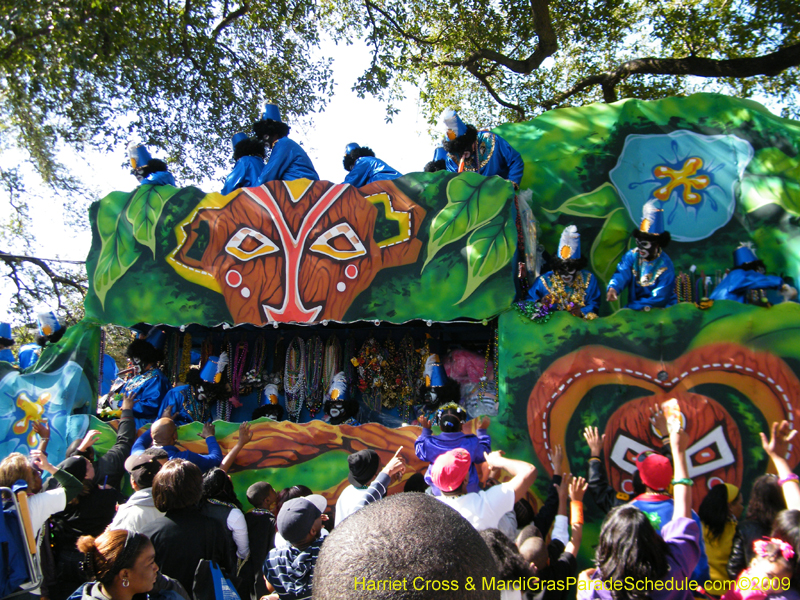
[[528, 342, 800, 506], [168, 180, 425, 324]]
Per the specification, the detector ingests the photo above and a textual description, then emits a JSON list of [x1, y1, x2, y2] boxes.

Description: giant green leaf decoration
[[93, 191, 141, 308], [741, 148, 800, 216], [590, 207, 631, 310], [424, 173, 511, 268], [458, 211, 516, 304], [544, 183, 622, 219], [126, 185, 176, 257]]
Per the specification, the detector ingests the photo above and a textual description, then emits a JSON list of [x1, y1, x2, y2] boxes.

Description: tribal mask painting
[[167, 179, 426, 324], [526, 342, 800, 509]]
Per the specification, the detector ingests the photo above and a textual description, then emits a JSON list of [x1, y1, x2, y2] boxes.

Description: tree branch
[[0, 251, 87, 297], [363, 0, 443, 46], [212, 1, 250, 39], [0, 26, 52, 61], [464, 63, 527, 120], [542, 43, 800, 109]]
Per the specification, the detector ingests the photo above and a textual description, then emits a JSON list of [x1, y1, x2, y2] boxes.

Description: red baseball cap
[[636, 451, 673, 491], [431, 448, 471, 492]]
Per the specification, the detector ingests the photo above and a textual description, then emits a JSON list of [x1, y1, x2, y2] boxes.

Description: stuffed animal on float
[[528, 225, 600, 319], [0, 321, 16, 364], [606, 199, 677, 311], [324, 372, 360, 426], [18, 307, 68, 370], [709, 242, 798, 305], [420, 354, 461, 414], [128, 142, 176, 186], [342, 143, 402, 186], [158, 356, 227, 425], [252, 383, 285, 422], [439, 108, 524, 189], [221, 132, 267, 196]]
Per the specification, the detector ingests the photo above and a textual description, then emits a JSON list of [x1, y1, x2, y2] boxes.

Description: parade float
[[3, 93, 800, 543]]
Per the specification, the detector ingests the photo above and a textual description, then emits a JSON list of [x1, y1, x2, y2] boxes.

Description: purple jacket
[[578, 517, 700, 600], [415, 428, 491, 493]]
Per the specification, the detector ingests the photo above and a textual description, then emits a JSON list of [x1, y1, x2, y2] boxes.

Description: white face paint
[[561, 268, 577, 285], [197, 385, 207, 401]]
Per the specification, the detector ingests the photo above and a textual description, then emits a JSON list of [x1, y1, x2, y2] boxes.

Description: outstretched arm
[[761, 420, 800, 510], [220, 422, 252, 473]]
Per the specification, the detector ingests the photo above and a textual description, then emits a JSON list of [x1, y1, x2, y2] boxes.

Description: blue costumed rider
[[131, 417, 222, 473], [607, 200, 677, 311], [221, 132, 266, 195], [709, 243, 797, 304], [157, 357, 222, 426], [529, 225, 600, 319], [255, 103, 319, 184], [342, 143, 402, 186], [439, 108, 524, 189], [0, 321, 15, 364], [18, 307, 68, 370], [128, 142, 176, 186], [124, 329, 170, 429]]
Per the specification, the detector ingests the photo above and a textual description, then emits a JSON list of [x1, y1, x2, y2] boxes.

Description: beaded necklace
[[633, 250, 667, 288], [356, 337, 384, 412], [169, 331, 181, 386], [306, 336, 324, 417], [323, 335, 341, 394], [98, 329, 106, 394], [228, 341, 248, 409], [343, 337, 356, 397], [476, 328, 500, 405], [179, 333, 192, 384], [284, 336, 307, 422], [542, 272, 590, 310], [398, 334, 417, 422], [200, 337, 213, 367], [184, 385, 210, 423]]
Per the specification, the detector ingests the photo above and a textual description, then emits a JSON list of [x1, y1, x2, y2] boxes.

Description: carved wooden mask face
[[168, 180, 425, 324], [603, 392, 742, 506]]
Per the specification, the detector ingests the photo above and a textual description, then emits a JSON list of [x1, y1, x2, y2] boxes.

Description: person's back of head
[[202, 467, 242, 509], [519, 535, 549, 571], [0, 453, 34, 489], [480, 528, 535, 583], [595, 505, 670, 598], [152, 458, 202, 512], [698, 483, 731, 541], [313, 492, 499, 599], [748, 474, 786, 528], [151, 418, 177, 446]]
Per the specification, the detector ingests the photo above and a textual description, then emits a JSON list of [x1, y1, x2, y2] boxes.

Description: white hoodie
[[108, 488, 165, 533]]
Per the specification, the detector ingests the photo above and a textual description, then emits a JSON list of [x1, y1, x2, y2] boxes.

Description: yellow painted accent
[[367, 193, 412, 248], [166, 192, 238, 293], [226, 243, 278, 261], [13, 392, 50, 447], [284, 179, 314, 201], [309, 243, 367, 260]]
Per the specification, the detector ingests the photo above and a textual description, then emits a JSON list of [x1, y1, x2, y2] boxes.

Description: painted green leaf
[[457, 211, 516, 304], [589, 207, 630, 309], [126, 185, 175, 257], [544, 182, 622, 218], [741, 148, 800, 216], [424, 173, 511, 268], [94, 193, 141, 309]]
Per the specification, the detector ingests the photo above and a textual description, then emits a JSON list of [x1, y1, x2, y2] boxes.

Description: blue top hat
[[232, 132, 249, 151], [145, 327, 166, 351], [328, 372, 348, 401], [262, 103, 282, 122], [0, 322, 12, 341], [558, 225, 581, 260], [344, 143, 360, 157], [36, 308, 62, 337], [733, 243, 759, 268], [439, 109, 467, 141], [199, 356, 220, 383], [433, 147, 448, 162], [424, 354, 447, 388], [128, 142, 153, 170], [640, 199, 665, 235]]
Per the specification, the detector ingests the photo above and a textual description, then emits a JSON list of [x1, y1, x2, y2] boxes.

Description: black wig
[[424, 159, 447, 173], [253, 119, 290, 143], [141, 159, 168, 177], [343, 146, 376, 171], [632, 228, 671, 248], [551, 255, 588, 274], [233, 137, 267, 161], [442, 125, 478, 157], [126, 338, 163, 365]]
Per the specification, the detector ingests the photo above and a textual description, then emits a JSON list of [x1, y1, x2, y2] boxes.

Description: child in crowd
[[722, 539, 797, 600], [519, 475, 587, 600], [415, 402, 491, 494]]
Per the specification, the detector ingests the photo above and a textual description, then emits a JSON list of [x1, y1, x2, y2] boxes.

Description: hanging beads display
[[98, 328, 106, 394], [228, 341, 248, 409], [355, 337, 385, 412], [269, 336, 285, 393], [323, 335, 341, 395], [243, 335, 267, 390], [397, 334, 418, 422], [306, 336, 324, 417], [200, 336, 213, 367], [284, 336, 307, 422], [179, 333, 192, 383], [380, 339, 402, 410], [343, 336, 356, 397]]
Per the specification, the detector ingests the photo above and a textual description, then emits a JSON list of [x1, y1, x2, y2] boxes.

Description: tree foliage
[[322, 0, 800, 125]]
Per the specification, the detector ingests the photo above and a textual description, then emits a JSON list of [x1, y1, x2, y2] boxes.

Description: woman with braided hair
[[72, 530, 188, 600]]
